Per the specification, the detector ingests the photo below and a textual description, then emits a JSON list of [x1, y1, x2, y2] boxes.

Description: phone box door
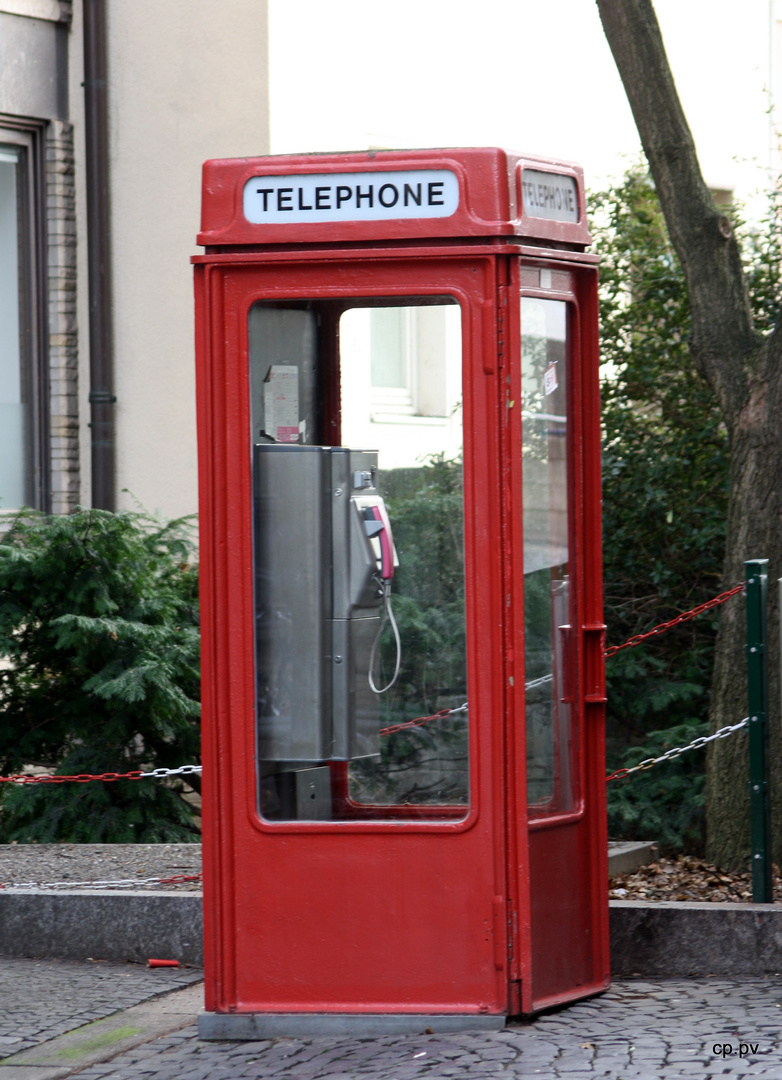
[[195, 254, 512, 1019]]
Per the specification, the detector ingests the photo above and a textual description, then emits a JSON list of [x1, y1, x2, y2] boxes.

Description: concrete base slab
[[610, 900, 782, 976], [198, 1011, 506, 1039], [0, 982, 203, 1080]]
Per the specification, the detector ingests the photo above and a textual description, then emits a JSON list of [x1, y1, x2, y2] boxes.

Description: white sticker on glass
[[544, 363, 558, 396]]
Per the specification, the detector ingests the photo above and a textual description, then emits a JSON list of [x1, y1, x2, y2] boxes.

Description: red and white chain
[[0, 872, 202, 891], [0, 764, 202, 785], [0, 587, 745, 786], [603, 584, 743, 658], [379, 701, 468, 736], [605, 717, 749, 782]]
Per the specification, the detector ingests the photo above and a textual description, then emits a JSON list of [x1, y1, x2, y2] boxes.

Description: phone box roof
[[198, 147, 592, 250]]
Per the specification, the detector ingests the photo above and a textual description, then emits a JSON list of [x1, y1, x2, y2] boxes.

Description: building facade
[[0, 0, 270, 518]]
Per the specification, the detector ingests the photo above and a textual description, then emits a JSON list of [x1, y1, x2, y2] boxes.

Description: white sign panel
[[263, 365, 299, 443], [243, 169, 459, 225], [522, 169, 579, 223]]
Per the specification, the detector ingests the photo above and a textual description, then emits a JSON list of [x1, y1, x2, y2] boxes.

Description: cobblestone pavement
[[53, 975, 782, 1079], [0, 957, 202, 1057]]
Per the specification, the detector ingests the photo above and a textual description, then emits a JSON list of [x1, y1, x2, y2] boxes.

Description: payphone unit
[[254, 444, 399, 818]]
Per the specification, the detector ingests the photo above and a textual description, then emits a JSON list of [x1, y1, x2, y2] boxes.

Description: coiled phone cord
[[368, 581, 402, 694]]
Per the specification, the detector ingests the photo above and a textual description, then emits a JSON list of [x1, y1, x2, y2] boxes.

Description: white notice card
[[264, 365, 299, 443]]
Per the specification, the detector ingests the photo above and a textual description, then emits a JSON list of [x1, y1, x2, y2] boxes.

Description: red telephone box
[[194, 148, 608, 1037]]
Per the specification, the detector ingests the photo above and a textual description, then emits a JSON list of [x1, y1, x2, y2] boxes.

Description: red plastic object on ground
[[148, 959, 180, 968], [193, 148, 608, 1037]]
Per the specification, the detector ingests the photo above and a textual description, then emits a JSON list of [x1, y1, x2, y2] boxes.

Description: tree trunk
[[596, 0, 782, 868], [705, 371, 782, 867]]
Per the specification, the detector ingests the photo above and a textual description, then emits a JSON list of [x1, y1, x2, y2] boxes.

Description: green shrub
[[590, 169, 731, 851], [591, 169, 782, 852], [0, 507, 201, 842]]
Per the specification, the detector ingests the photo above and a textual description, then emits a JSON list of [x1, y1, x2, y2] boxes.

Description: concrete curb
[[0, 891, 203, 966], [610, 900, 782, 976], [4, 891, 782, 978]]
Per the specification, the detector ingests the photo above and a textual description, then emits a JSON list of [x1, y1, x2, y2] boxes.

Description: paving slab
[[0, 845, 202, 891], [607, 841, 659, 876], [0, 982, 203, 1080], [0, 958, 202, 1058], [3, 842, 652, 891]]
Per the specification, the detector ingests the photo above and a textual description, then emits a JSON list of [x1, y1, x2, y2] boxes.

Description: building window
[[370, 307, 414, 413], [0, 124, 47, 511], [340, 302, 463, 470], [368, 306, 457, 418]]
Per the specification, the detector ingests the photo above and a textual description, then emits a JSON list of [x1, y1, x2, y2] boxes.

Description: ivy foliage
[[594, 169, 782, 850], [0, 508, 201, 842]]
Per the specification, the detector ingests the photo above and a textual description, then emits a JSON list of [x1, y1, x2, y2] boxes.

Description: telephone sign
[[521, 168, 580, 222], [243, 169, 459, 223]]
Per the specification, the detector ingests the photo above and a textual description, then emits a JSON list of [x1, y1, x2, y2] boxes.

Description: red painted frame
[[194, 149, 608, 1020], [504, 261, 609, 1013]]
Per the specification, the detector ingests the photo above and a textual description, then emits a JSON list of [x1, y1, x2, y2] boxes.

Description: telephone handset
[[351, 489, 400, 695], [362, 503, 395, 582]]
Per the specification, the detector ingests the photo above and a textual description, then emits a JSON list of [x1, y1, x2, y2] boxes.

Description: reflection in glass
[[522, 297, 574, 813]]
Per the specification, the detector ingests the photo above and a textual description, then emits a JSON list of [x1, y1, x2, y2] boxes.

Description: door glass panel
[[249, 297, 468, 822], [342, 303, 466, 812], [521, 297, 575, 814]]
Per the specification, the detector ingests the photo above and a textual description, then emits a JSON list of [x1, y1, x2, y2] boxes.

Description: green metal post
[[746, 559, 772, 903]]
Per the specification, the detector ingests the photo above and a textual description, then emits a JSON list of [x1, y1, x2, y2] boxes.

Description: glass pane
[[342, 302, 467, 813], [370, 307, 406, 388], [521, 297, 575, 814], [0, 148, 31, 510], [250, 297, 467, 822]]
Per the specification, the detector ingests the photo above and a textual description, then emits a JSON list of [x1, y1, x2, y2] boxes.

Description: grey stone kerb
[[0, 890, 203, 966], [3, 892, 782, 979], [610, 900, 782, 976]]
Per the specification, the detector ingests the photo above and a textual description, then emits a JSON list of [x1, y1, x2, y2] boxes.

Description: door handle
[[583, 622, 607, 704]]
